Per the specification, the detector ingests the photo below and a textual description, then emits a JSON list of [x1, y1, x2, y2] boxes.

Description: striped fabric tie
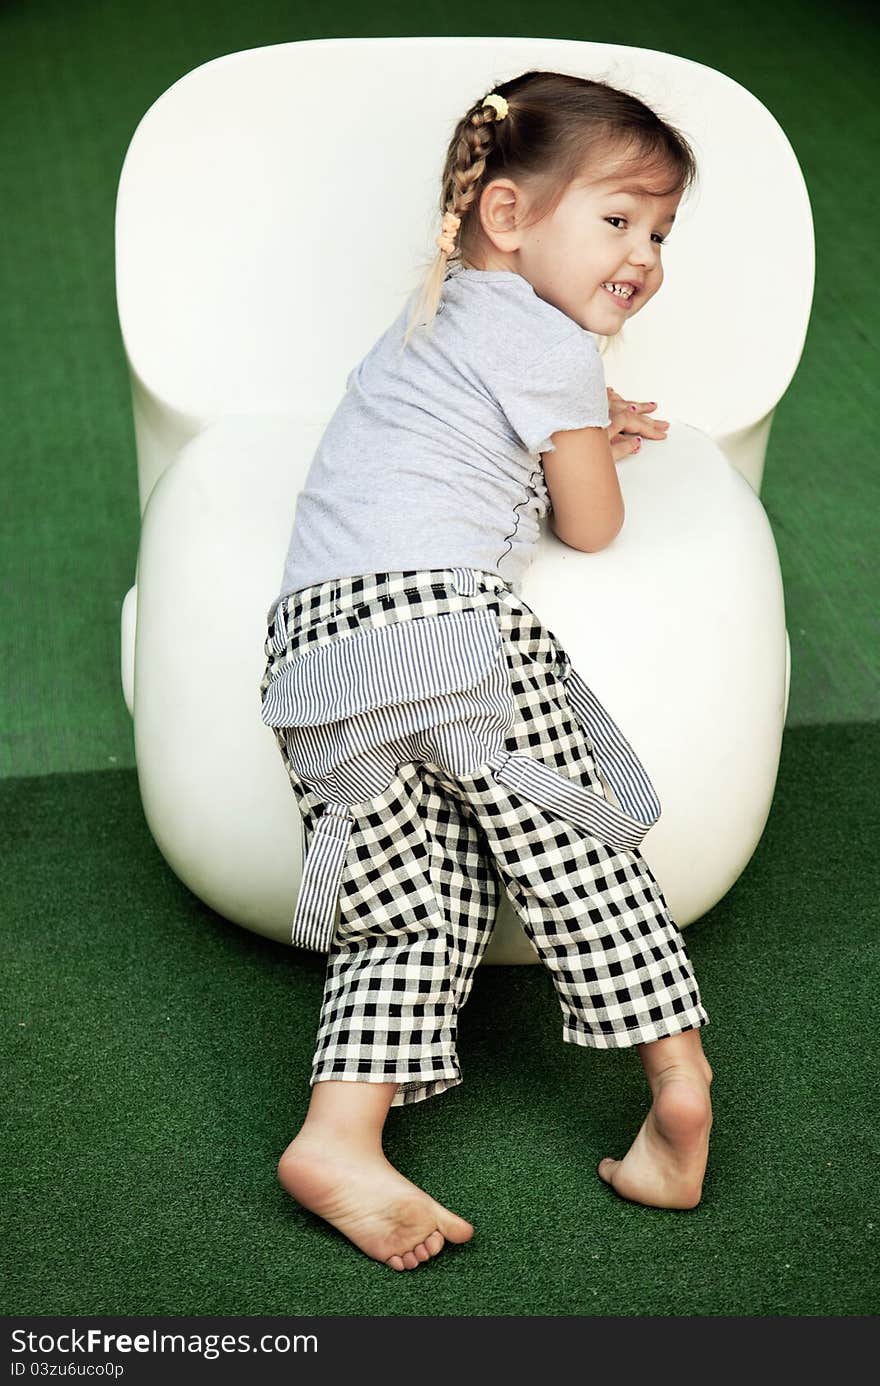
[[485, 666, 661, 854], [560, 663, 662, 829], [486, 748, 657, 853], [290, 800, 353, 950]]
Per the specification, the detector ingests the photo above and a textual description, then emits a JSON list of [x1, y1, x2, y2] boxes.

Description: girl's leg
[[290, 1077, 399, 1154], [453, 761, 715, 1209], [277, 764, 494, 1268], [307, 760, 499, 1108], [446, 592, 714, 1208]]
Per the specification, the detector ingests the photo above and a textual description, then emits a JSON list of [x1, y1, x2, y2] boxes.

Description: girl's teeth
[[602, 282, 634, 298]]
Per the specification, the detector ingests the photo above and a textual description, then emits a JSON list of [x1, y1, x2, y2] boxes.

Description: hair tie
[[481, 93, 509, 121], [436, 210, 462, 257]]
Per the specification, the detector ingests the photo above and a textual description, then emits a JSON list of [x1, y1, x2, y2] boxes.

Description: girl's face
[[470, 166, 682, 335]]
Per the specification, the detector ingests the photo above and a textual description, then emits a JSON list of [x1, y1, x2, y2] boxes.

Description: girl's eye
[[605, 215, 669, 245]]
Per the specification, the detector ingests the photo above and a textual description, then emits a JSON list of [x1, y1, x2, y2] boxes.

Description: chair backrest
[[116, 36, 814, 507]]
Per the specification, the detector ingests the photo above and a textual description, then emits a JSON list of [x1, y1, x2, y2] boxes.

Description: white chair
[[116, 36, 812, 962]]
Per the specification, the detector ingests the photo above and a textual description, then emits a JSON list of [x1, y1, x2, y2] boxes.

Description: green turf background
[[1, 0, 877, 1318]]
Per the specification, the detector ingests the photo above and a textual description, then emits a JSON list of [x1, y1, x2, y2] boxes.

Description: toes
[[441, 1213, 475, 1244], [597, 1157, 619, 1186], [387, 1230, 447, 1271]]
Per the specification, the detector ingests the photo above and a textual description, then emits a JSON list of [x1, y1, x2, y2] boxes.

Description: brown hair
[[401, 69, 699, 353]]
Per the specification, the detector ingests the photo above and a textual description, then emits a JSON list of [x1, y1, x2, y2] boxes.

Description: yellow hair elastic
[[481, 92, 509, 121]]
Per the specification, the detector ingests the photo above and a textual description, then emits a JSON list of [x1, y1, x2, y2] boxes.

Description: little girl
[[259, 70, 713, 1272]]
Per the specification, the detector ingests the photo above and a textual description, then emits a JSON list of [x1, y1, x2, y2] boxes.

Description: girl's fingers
[[612, 401, 659, 421], [611, 418, 670, 442], [609, 388, 657, 411], [611, 434, 643, 463], [609, 396, 669, 438]]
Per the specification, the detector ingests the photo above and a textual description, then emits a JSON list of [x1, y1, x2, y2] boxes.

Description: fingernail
[[634, 437, 642, 449], [629, 404, 638, 411]]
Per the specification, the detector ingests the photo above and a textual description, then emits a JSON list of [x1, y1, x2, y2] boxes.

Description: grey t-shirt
[[271, 262, 610, 617]]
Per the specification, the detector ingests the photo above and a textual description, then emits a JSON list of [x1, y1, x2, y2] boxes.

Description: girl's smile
[[599, 280, 641, 310]]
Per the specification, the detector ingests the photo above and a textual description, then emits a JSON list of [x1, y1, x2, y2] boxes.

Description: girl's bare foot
[[277, 1134, 474, 1270], [597, 1031, 714, 1210]]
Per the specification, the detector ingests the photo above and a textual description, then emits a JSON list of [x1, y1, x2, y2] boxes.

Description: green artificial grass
[[2, 722, 878, 1316]]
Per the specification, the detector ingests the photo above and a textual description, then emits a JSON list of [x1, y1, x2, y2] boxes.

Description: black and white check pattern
[[261, 568, 709, 1107]]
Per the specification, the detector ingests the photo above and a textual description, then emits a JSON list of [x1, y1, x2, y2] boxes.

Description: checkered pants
[[260, 567, 709, 1107]]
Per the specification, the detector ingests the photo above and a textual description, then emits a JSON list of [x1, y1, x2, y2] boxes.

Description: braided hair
[[402, 87, 512, 350]]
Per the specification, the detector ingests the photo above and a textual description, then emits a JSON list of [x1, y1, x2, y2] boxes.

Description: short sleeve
[[485, 328, 611, 457]]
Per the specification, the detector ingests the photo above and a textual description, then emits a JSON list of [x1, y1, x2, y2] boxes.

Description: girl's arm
[[542, 392, 669, 553], [542, 425, 626, 553]]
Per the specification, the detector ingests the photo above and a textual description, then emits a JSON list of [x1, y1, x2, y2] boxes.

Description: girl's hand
[[606, 386, 670, 462]]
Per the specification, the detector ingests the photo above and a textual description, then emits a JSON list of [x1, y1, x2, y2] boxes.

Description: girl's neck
[[454, 258, 522, 278]]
